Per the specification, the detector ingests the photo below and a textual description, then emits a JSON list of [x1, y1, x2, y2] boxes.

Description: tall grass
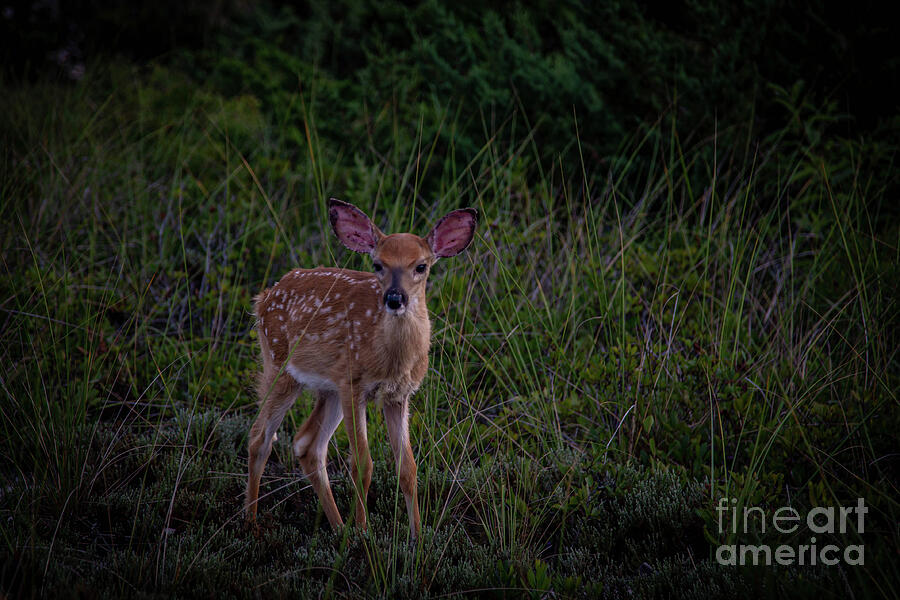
[[1, 62, 896, 598]]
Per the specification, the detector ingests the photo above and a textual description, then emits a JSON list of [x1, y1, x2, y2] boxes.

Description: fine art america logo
[[715, 497, 867, 566]]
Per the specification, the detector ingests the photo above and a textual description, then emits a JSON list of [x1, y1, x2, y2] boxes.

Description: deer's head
[[328, 199, 477, 316]]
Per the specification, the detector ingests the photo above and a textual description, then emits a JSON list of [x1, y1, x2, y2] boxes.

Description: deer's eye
[[373, 263, 383, 272], [415, 264, 427, 274]]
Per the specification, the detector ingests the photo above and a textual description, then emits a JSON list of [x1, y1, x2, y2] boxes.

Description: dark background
[[3, 0, 897, 160]]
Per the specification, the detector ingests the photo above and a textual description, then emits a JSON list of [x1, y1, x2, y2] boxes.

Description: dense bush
[[5, 1, 896, 164]]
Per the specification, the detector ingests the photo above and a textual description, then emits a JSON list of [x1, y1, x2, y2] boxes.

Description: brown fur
[[244, 200, 476, 540], [253, 264, 430, 393]]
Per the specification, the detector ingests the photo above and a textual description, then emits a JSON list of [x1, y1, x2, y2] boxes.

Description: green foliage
[[178, 0, 875, 173], [1, 26, 898, 599]]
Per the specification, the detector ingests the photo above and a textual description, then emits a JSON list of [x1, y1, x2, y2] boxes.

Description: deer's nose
[[384, 289, 407, 311]]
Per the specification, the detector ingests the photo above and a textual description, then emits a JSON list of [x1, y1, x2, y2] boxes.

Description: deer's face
[[371, 233, 434, 315], [328, 198, 477, 316]]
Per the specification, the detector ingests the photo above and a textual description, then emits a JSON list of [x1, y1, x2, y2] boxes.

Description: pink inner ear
[[330, 203, 377, 253], [429, 209, 476, 257]]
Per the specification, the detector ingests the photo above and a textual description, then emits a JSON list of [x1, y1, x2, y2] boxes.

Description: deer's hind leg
[[293, 389, 344, 529], [246, 366, 301, 523]]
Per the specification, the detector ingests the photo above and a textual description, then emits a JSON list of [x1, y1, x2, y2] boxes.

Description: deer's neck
[[376, 297, 430, 379]]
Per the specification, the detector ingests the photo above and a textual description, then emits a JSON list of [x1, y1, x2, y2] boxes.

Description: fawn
[[245, 199, 477, 538]]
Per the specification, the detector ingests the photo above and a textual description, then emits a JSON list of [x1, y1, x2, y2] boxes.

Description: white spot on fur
[[326, 311, 346, 325]]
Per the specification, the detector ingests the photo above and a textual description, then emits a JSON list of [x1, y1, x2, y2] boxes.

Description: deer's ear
[[427, 208, 477, 258], [328, 199, 382, 253]]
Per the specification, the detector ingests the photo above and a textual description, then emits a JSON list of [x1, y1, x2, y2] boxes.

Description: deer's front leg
[[342, 388, 372, 530], [383, 396, 421, 539]]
